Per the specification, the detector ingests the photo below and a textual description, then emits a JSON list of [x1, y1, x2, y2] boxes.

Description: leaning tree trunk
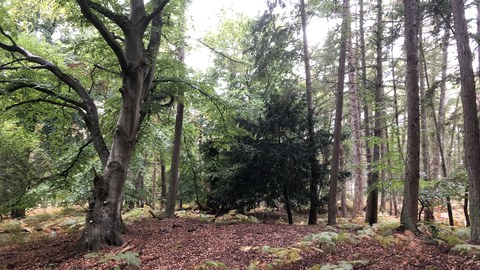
[[76, 0, 168, 251], [400, 0, 420, 232], [452, 0, 480, 243], [327, 0, 349, 226]]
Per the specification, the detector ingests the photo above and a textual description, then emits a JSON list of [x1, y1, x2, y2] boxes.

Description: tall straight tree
[[365, 0, 383, 226], [400, 0, 420, 232], [166, 39, 186, 218], [327, 0, 349, 226], [300, 0, 320, 225], [348, 29, 364, 218], [359, 0, 373, 217], [452, 0, 480, 243]]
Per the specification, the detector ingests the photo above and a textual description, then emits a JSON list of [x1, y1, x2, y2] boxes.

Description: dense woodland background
[[1, 0, 480, 258]]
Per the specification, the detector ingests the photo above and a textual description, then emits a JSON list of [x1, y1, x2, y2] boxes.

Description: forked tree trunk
[[76, 0, 168, 251], [327, 0, 349, 226], [452, 0, 480, 243]]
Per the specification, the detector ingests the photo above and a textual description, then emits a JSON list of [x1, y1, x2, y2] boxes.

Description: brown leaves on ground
[[1, 218, 479, 270]]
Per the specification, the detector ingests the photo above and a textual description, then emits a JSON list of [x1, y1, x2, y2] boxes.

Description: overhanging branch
[[145, 0, 170, 26], [6, 98, 86, 116], [87, 0, 129, 31], [77, 0, 128, 73], [3, 82, 87, 111]]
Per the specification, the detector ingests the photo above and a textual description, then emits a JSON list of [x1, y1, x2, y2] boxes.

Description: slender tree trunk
[[166, 42, 186, 218], [359, 0, 373, 222], [340, 143, 348, 218], [160, 157, 167, 207], [366, 0, 383, 226], [400, 0, 420, 232], [300, 0, 320, 225], [327, 0, 349, 226], [380, 140, 387, 213], [465, 187, 471, 227], [418, 21, 435, 222], [151, 158, 157, 209], [452, 0, 480, 243], [348, 26, 364, 218]]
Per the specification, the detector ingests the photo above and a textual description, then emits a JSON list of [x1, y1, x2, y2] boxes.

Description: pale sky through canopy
[[185, 0, 330, 72]]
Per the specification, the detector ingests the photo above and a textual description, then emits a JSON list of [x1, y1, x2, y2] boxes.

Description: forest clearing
[[1, 205, 480, 269], [3, 0, 480, 269]]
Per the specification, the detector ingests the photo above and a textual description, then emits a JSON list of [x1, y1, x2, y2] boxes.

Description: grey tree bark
[[347, 26, 364, 218], [328, 0, 349, 226], [452, 0, 480, 243], [166, 40, 186, 218], [400, 0, 420, 232], [366, 0, 383, 226], [300, 0, 321, 225]]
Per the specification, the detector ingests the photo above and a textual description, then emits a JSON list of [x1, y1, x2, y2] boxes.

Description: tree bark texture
[[359, 0, 373, 221], [166, 41, 186, 218], [400, 0, 420, 232], [76, 0, 169, 251], [366, 0, 383, 226], [452, 0, 480, 243], [347, 25, 364, 218], [328, 0, 349, 226], [300, 0, 320, 225]]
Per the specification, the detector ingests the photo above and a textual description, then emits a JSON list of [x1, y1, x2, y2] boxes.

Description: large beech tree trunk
[[452, 0, 480, 243], [76, 0, 169, 251], [400, 0, 420, 232], [327, 0, 349, 226]]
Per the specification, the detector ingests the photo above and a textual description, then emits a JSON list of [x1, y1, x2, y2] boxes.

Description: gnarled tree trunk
[[76, 0, 169, 251]]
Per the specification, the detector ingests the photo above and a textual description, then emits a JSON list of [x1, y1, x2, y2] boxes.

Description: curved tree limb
[[86, 0, 129, 31], [145, 0, 170, 27], [77, 0, 128, 73], [5, 98, 86, 116], [3, 82, 87, 110]]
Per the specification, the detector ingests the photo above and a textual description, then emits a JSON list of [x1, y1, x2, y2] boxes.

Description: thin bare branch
[[196, 39, 250, 65], [60, 140, 93, 177]]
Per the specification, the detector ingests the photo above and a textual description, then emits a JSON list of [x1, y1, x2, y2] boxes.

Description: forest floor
[[1, 207, 480, 269]]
